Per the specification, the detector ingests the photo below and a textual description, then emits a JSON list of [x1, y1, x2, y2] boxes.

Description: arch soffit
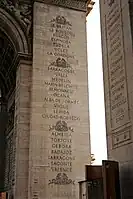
[[0, 8, 29, 54]]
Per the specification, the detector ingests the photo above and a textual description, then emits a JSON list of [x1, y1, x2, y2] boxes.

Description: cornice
[[14, 53, 32, 69], [34, 0, 88, 12]]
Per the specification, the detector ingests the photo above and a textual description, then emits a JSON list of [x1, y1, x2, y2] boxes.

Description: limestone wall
[[28, 2, 91, 199], [100, 0, 133, 197]]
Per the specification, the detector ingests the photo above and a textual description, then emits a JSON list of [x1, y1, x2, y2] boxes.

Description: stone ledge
[[34, 0, 88, 12]]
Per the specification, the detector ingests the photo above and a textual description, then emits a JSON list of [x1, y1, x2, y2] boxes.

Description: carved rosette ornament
[[0, 0, 32, 35]]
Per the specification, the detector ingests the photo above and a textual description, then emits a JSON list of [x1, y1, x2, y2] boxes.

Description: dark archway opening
[[0, 30, 17, 192]]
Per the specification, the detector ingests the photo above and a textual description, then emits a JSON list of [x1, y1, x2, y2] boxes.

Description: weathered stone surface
[[14, 59, 32, 199], [100, 0, 133, 198], [34, 0, 88, 11], [28, 2, 90, 199], [0, 1, 90, 198], [0, 0, 32, 35]]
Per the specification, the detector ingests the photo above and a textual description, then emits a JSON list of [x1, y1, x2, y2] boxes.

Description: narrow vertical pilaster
[[14, 55, 32, 199]]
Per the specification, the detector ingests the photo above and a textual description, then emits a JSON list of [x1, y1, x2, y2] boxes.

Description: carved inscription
[[106, 1, 129, 128], [48, 121, 74, 178], [112, 125, 132, 148], [33, 4, 89, 199], [38, 15, 79, 185], [41, 15, 80, 125]]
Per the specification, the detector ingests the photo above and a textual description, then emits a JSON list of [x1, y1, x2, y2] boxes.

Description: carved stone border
[[112, 123, 132, 148], [34, 0, 88, 12]]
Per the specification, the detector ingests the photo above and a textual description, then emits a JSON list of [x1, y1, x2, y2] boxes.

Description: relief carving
[[50, 16, 72, 26], [50, 58, 71, 68], [107, 0, 114, 7], [49, 120, 74, 132], [0, 0, 32, 35], [112, 125, 132, 148], [48, 173, 75, 185]]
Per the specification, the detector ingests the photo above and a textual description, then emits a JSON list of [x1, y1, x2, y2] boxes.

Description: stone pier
[[0, 1, 91, 199], [100, 0, 133, 198]]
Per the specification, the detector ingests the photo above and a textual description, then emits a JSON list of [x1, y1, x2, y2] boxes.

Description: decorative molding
[[17, 52, 32, 62], [0, 8, 29, 53], [13, 52, 32, 71], [0, 0, 32, 35], [112, 124, 132, 148], [34, 0, 88, 12]]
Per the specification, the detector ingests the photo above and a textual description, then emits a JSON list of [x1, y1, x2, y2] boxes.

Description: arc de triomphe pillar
[[100, 0, 133, 198], [0, 0, 91, 199], [28, 1, 91, 199]]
